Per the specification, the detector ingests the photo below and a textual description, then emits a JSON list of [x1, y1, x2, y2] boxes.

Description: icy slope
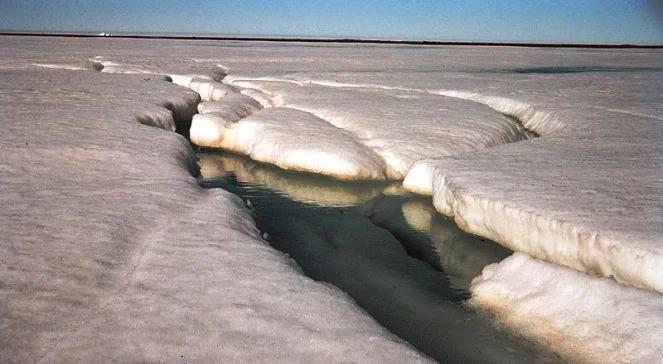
[[227, 79, 533, 179], [471, 253, 663, 363], [0, 65, 429, 362], [88, 54, 534, 181], [194, 107, 387, 180], [404, 131, 663, 293]]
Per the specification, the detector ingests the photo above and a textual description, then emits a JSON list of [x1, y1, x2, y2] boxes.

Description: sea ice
[[471, 253, 663, 363], [0, 38, 431, 363], [193, 107, 388, 180], [3, 35, 662, 361], [226, 79, 533, 179], [403, 120, 662, 293]]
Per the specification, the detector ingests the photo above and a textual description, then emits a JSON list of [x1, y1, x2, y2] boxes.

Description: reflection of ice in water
[[201, 151, 511, 291], [198, 151, 395, 207], [402, 199, 510, 290], [400, 199, 435, 232], [198, 152, 552, 363]]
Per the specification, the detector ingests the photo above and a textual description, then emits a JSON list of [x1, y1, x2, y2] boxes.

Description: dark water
[[508, 66, 663, 74], [197, 151, 558, 363]]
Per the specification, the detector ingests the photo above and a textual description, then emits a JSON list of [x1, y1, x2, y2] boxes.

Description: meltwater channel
[[197, 150, 558, 363]]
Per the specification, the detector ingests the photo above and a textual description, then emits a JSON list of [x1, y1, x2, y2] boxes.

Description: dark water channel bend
[[197, 151, 556, 363]]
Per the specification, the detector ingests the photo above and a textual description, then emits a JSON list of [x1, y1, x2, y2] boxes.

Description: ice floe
[[226, 79, 534, 179], [471, 253, 663, 363], [193, 107, 388, 180]]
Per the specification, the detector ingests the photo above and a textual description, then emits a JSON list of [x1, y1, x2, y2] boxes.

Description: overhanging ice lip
[[470, 253, 663, 363]]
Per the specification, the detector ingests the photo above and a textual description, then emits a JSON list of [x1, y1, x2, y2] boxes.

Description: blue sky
[[1, 0, 662, 44]]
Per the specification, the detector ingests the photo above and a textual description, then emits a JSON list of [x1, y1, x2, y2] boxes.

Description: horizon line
[[1, 31, 662, 49]]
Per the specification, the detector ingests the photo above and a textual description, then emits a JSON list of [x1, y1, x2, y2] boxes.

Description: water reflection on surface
[[198, 151, 395, 207], [372, 196, 511, 291], [198, 151, 555, 363]]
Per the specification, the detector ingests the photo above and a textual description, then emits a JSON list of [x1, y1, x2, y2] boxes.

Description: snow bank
[[227, 79, 534, 179], [433, 90, 564, 136], [402, 160, 437, 195], [88, 55, 153, 74], [188, 79, 237, 101], [1, 45, 430, 362], [240, 87, 275, 107], [193, 107, 388, 180], [405, 133, 663, 293], [168, 73, 214, 88], [32, 63, 87, 71], [394, 68, 662, 294], [88, 56, 231, 104], [196, 92, 262, 118], [470, 253, 663, 363]]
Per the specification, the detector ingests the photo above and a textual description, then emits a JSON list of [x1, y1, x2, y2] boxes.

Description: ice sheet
[[193, 107, 388, 180], [0, 40, 430, 362], [226, 79, 533, 179], [471, 253, 663, 363], [405, 135, 663, 293], [2, 35, 662, 361]]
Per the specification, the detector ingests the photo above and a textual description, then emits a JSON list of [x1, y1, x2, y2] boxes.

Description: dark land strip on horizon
[[1, 31, 662, 48]]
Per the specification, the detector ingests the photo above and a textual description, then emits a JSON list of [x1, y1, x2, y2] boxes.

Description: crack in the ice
[[29, 58, 213, 362]]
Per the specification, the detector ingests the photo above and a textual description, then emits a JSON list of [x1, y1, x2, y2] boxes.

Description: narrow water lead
[[197, 151, 556, 363]]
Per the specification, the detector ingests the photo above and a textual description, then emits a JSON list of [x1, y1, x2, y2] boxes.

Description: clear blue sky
[[1, 0, 662, 44]]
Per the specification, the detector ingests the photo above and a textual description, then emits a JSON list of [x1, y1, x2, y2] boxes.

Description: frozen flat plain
[[1, 35, 662, 362], [0, 37, 429, 363]]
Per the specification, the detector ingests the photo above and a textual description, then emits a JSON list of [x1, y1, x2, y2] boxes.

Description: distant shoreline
[[1, 31, 661, 49]]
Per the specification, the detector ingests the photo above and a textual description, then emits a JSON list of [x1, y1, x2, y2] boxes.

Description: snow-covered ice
[[226, 78, 533, 179], [470, 253, 663, 363], [404, 132, 663, 294], [194, 107, 388, 180], [398, 70, 663, 292], [2, 35, 663, 361], [221, 47, 663, 295], [0, 37, 430, 363]]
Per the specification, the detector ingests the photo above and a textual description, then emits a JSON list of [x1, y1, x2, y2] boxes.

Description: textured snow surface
[[407, 134, 663, 293], [3, 35, 663, 361], [0, 38, 429, 363], [227, 79, 532, 179], [194, 107, 387, 180], [471, 253, 663, 363], [86, 52, 538, 181]]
